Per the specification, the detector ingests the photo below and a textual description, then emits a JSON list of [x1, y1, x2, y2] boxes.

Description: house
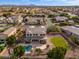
[[17, 15, 23, 23], [3, 27, 17, 37], [25, 17, 45, 25], [6, 15, 23, 24], [6, 16, 17, 24], [55, 16, 68, 22], [0, 27, 17, 44], [0, 16, 5, 21], [61, 26, 79, 39], [26, 25, 46, 43], [0, 16, 6, 24], [68, 20, 74, 24]]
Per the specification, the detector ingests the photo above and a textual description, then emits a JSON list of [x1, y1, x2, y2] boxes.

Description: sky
[[0, 0, 79, 6]]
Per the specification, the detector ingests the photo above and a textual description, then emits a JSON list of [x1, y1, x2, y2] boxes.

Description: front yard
[[50, 36, 69, 49]]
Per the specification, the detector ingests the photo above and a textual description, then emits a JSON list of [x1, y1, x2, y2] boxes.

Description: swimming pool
[[24, 45, 32, 52]]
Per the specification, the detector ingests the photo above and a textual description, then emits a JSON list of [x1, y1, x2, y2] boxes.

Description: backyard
[[50, 35, 69, 49]]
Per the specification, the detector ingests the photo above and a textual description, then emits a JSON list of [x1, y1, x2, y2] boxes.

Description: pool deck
[[18, 43, 47, 50], [0, 47, 10, 57]]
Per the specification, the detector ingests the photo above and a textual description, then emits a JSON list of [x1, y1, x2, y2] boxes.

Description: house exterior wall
[[26, 25, 46, 41], [26, 34, 46, 41]]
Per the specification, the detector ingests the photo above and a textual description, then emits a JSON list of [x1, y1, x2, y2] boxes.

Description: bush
[[2, 12, 11, 17], [70, 35, 79, 45], [59, 22, 70, 26], [35, 48, 42, 55], [60, 13, 69, 17], [48, 14, 56, 18]]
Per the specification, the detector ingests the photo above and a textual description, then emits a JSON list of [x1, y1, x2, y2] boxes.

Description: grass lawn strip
[[51, 36, 69, 49]]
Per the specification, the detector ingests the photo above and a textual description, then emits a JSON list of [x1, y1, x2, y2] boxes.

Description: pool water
[[24, 45, 32, 52]]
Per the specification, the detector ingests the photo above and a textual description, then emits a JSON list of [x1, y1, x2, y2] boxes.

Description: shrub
[[35, 48, 42, 55]]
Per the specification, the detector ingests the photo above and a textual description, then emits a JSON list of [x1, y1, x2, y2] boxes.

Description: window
[[30, 34, 32, 36], [0, 39, 4, 42], [40, 34, 42, 36], [1, 40, 4, 41], [43, 34, 45, 36], [40, 34, 45, 36], [27, 34, 29, 36], [35, 34, 38, 36], [33, 34, 36, 36], [33, 34, 38, 36]]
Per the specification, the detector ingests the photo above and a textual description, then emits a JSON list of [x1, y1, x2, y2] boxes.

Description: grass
[[51, 36, 69, 49]]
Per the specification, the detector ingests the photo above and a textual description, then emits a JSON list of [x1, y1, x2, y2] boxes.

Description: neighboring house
[[3, 27, 17, 37], [67, 13, 77, 18], [0, 16, 6, 24], [25, 17, 45, 25], [26, 25, 46, 43], [6, 15, 23, 24], [17, 15, 23, 23], [0, 16, 5, 21], [68, 20, 74, 24], [0, 27, 17, 44], [61, 26, 79, 39], [55, 16, 68, 22]]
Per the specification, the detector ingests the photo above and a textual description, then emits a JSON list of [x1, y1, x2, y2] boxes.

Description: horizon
[[0, 0, 79, 6]]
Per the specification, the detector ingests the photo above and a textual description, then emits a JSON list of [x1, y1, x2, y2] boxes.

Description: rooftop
[[55, 16, 68, 21], [3, 27, 16, 36], [26, 25, 46, 34], [61, 26, 79, 36]]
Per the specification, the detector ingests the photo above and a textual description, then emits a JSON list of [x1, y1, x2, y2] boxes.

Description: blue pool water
[[24, 45, 32, 52]]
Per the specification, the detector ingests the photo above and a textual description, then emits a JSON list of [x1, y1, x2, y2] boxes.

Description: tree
[[13, 45, 25, 57], [70, 35, 79, 45], [48, 14, 56, 18], [6, 35, 16, 46], [59, 22, 70, 26], [60, 13, 68, 17], [35, 48, 42, 55], [47, 47, 67, 59], [47, 25, 61, 34], [70, 16, 79, 23], [71, 16, 79, 20], [2, 12, 11, 17]]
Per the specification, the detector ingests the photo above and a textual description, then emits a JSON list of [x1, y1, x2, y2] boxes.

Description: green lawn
[[51, 36, 69, 49]]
